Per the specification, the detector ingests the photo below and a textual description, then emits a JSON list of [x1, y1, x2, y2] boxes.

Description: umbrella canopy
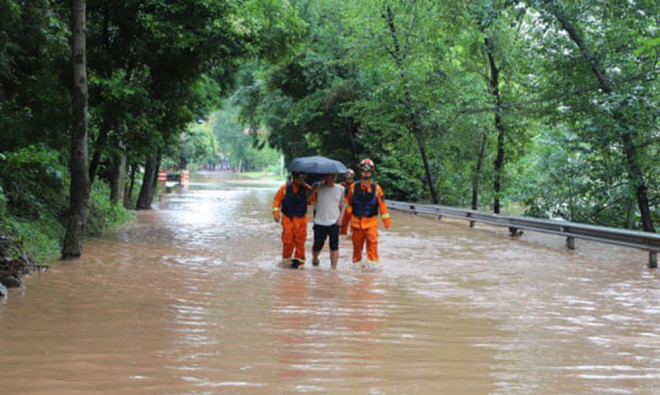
[[287, 156, 348, 175]]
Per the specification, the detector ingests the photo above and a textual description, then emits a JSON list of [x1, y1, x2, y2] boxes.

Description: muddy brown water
[[1, 172, 658, 394]]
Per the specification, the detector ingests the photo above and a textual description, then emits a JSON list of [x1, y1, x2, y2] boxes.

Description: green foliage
[[0, 0, 71, 153], [232, 2, 367, 166], [86, 182, 135, 237], [511, 127, 656, 228], [0, 188, 7, 218], [0, 186, 63, 263], [0, 147, 134, 261], [211, 103, 281, 172], [0, 145, 68, 220], [514, 0, 659, 229], [0, 210, 64, 263], [82, 0, 307, 185], [162, 122, 219, 170], [376, 155, 425, 203], [228, 0, 657, 230]]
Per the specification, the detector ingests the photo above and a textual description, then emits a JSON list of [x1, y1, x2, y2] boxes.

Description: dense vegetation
[[0, 0, 657, 264], [0, 0, 304, 262], [233, 0, 658, 231]]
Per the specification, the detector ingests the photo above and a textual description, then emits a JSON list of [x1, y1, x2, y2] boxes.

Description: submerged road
[[0, 172, 658, 394]]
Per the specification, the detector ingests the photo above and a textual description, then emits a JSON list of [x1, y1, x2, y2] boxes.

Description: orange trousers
[[351, 225, 379, 264], [281, 215, 307, 263]]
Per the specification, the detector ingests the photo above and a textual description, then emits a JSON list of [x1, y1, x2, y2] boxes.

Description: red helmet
[[359, 158, 375, 172], [345, 168, 355, 179]]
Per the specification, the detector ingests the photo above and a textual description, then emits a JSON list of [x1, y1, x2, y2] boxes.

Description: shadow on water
[[0, 171, 658, 394]]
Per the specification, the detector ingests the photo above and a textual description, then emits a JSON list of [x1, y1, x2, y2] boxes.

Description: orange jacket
[[347, 180, 391, 229], [341, 181, 353, 216], [273, 182, 310, 220]]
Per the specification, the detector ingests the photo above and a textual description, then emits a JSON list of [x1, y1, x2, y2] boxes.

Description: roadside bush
[[4, 211, 64, 263], [0, 180, 135, 263], [0, 146, 135, 261], [86, 181, 135, 237], [1, 187, 64, 262], [0, 145, 68, 221]]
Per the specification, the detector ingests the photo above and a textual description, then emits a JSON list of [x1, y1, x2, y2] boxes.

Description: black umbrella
[[287, 156, 348, 175]]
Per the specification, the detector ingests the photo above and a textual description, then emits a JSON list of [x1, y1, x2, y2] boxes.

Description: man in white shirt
[[309, 173, 346, 269]]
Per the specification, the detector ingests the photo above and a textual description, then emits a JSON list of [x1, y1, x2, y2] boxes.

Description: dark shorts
[[312, 224, 340, 251]]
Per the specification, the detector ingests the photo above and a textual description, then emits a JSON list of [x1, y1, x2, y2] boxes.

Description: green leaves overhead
[[230, 0, 658, 229]]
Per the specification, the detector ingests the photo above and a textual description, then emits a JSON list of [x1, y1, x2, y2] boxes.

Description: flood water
[[1, 172, 659, 394]]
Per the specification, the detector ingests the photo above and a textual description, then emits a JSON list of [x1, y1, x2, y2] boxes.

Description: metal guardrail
[[386, 200, 660, 268]]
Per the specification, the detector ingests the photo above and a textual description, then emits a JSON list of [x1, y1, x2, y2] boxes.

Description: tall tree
[[381, 3, 439, 204], [232, 2, 365, 167], [485, 35, 505, 213], [343, 0, 470, 202], [62, 0, 91, 259], [531, 0, 656, 232]]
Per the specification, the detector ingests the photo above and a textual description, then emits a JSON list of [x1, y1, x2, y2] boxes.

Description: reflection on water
[[0, 171, 658, 394]]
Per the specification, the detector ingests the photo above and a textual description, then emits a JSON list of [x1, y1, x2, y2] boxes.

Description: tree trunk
[[125, 163, 137, 208], [472, 131, 489, 210], [110, 139, 126, 205], [62, 0, 91, 260], [136, 154, 159, 210], [549, 4, 655, 232], [411, 116, 438, 203], [493, 124, 504, 214], [89, 126, 109, 184], [625, 196, 635, 230], [485, 36, 505, 214], [383, 4, 439, 203]]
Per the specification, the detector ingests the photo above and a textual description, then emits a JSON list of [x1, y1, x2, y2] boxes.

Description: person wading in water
[[347, 159, 391, 268], [272, 171, 312, 269], [309, 173, 346, 269]]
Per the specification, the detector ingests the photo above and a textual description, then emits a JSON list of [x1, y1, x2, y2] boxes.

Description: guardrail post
[[438, 215, 443, 220], [650, 252, 657, 269], [566, 236, 575, 250]]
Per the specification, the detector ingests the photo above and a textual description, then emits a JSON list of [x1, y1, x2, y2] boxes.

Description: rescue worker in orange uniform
[[272, 171, 312, 269], [340, 168, 355, 236], [347, 159, 391, 266]]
